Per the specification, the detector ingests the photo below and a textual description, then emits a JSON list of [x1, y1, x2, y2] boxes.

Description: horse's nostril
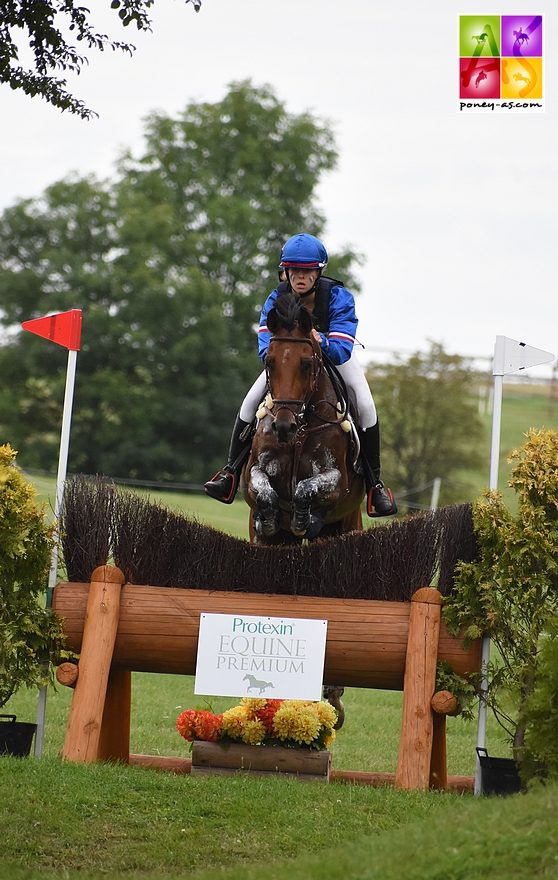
[[271, 421, 278, 434]]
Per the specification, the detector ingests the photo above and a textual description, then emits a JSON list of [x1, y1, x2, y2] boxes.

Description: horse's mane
[[271, 290, 311, 333]]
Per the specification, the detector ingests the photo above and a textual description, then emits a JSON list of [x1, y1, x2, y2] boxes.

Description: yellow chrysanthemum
[[272, 701, 321, 745], [316, 700, 337, 729], [240, 718, 266, 745], [221, 705, 249, 739], [240, 697, 267, 715], [323, 730, 336, 749]]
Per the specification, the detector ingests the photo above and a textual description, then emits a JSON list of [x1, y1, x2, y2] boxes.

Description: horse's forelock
[[273, 291, 310, 333]]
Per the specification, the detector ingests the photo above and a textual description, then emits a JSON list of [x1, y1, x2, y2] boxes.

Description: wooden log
[[61, 566, 125, 763], [429, 691, 460, 791], [431, 690, 460, 716], [52, 582, 480, 690], [191, 741, 330, 781], [395, 588, 442, 791], [97, 667, 131, 762], [56, 662, 79, 688]]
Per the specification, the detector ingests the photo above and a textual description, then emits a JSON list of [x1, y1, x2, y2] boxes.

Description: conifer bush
[[0, 444, 64, 708]]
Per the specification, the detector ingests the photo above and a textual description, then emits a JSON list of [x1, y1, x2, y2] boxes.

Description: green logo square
[[459, 15, 501, 57]]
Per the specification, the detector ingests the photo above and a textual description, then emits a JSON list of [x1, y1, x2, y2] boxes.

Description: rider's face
[[287, 267, 318, 296]]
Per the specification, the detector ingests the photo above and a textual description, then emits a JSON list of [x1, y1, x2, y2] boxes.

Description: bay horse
[[242, 291, 365, 544]]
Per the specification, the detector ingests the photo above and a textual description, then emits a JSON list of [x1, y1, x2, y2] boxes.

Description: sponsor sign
[[194, 613, 328, 701]]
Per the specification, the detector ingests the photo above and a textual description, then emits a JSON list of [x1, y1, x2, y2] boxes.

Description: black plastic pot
[[477, 747, 521, 796], [0, 714, 37, 757]]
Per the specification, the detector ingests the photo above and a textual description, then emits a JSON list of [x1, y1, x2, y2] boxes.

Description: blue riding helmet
[[279, 233, 328, 270]]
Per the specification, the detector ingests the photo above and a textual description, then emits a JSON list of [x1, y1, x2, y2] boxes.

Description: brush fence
[[53, 565, 481, 791]]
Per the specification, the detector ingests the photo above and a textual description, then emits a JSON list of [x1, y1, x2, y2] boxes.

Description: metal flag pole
[[34, 347, 79, 757], [474, 335, 554, 794]]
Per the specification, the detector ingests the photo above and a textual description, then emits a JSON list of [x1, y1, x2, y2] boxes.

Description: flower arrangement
[[176, 697, 337, 751]]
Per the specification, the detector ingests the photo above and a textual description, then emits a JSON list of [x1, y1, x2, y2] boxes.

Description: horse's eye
[[300, 359, 312, 374], [265, 358, 275, 372]]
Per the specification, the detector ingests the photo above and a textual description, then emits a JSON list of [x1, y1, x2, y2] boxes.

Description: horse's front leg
[[291, 467, 342, 538], [248, 463, 280, 538]]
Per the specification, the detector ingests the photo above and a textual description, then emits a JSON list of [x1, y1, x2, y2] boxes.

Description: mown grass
[[0, 746, 556, 880], [1, 674, 535, 880]]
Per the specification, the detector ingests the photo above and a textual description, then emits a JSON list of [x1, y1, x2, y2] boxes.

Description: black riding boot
[[358, 422, 397, 517], [204, 415, 252, 504]]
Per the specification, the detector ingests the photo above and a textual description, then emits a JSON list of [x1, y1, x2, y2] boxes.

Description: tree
[[0, 81, 360, 483], [368, 342, 484, 508], [0, 0, 199, 118]]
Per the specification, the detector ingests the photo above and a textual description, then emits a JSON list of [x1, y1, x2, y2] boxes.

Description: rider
[[204, 233, 397, 517]]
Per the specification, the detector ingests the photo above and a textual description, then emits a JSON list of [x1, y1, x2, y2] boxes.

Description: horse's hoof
[[254, 509, 279, 537], [292, 511, 322, 539], [305, 514, 323, 540], [291, 506, 311, 537]]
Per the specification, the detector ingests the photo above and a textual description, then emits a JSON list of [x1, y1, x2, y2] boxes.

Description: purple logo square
[[501, 15, 543, 56]]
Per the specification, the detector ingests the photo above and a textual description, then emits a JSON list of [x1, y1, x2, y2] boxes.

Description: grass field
[[3, 382, 557, 878]]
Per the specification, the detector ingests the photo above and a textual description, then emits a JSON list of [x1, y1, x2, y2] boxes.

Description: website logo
[[459, 15, 544, 112]]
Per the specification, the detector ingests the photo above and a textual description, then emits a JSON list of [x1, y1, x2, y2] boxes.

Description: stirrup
[[204, 468, 238, 504], [366, 482, 397, 518]]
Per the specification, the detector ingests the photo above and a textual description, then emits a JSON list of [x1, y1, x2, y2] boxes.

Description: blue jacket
[[257, 283, 358, 366]]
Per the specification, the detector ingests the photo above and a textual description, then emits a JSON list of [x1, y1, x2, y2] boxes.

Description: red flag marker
[[22, 309, 82, 351], [20, 307, 83, 758]]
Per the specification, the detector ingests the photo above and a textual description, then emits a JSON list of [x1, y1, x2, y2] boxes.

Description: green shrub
[[522, 619, 558, 783], [0, 443, 64, 708], [444, 428, 558, 762]]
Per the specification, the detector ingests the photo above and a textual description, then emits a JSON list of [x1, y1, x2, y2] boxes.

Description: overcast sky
[[1, 0, 556, 376]]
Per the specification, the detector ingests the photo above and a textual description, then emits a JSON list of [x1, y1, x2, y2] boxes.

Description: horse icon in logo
[[243, 674, 274, 694], [475, 69, 487, 88], [513, 27, 530, 48]]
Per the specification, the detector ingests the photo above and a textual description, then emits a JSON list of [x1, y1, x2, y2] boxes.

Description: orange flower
[[176, 709, 221, 742], [255, 699, 283, 733]]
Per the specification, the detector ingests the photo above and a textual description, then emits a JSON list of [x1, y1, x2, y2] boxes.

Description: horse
[[241, 291, 365, 545]]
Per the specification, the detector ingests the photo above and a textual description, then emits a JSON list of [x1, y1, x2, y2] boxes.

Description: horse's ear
[[267, 307, 279, 335]]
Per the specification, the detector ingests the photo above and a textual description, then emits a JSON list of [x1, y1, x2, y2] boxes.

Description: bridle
[[264, 335, 322, 425]]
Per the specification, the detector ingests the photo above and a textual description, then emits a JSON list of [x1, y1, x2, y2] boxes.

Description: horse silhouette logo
[[243, 673, 274, 694], [475, 69, 487, 88], [513, 27, 530, 48]]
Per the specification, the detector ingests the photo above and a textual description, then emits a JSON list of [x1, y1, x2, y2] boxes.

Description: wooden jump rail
[[52, 565, 481, 792]]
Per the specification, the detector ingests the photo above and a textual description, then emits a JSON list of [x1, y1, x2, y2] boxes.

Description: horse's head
[[265, 292, 322, 444]]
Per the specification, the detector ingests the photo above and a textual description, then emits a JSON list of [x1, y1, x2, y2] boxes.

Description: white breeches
[[239, 349, 377, 430]]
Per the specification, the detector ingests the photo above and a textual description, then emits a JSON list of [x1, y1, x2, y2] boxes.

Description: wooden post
[[97, 667, 131, 762], [395, 587, 442, 790], [429, 690, 460, 790], [62, 565, 125, 763]]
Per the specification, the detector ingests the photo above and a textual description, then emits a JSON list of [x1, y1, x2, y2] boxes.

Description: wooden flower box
[[191, 741, 331, 782]]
